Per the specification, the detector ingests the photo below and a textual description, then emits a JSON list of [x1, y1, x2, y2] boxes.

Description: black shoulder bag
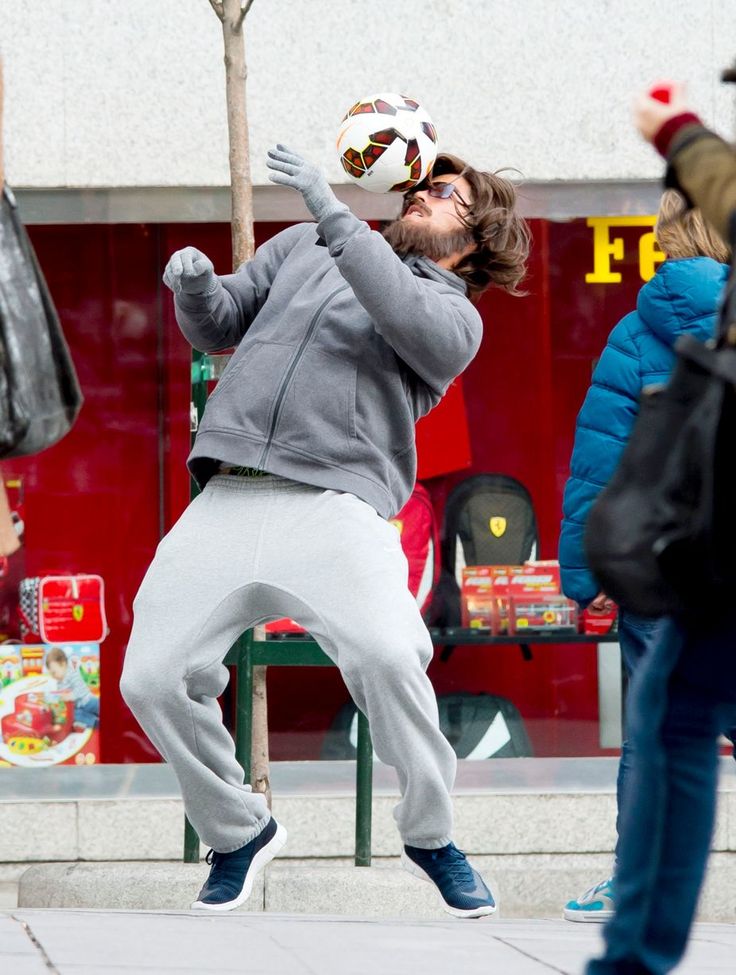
[[0, 186, 83, 458], [584, 259, 736, 623]]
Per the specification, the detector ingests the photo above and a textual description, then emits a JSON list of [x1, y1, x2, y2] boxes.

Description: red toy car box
[[509, 594, 578, 635]]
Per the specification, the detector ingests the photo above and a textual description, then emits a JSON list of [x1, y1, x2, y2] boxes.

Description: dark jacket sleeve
[[559, 315, 644, 606], [666, 125, 736, 244], [173, 224, 309, 352]]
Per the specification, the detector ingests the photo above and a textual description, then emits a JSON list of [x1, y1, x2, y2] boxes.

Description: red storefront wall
[[6, 216, 652, 763]]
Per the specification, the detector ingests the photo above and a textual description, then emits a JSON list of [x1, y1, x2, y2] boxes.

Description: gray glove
[[163, 246, 218, 296], [267, 145, 344, 222]]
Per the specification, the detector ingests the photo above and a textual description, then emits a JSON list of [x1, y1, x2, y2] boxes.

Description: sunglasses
[[411, 178, 471, 209]]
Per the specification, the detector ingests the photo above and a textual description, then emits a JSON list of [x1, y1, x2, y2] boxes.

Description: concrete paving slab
[[0, 914, 52, 975], [5, 910, 736, 975]]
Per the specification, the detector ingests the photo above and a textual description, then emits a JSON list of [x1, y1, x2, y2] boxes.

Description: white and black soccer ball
[[336, 92, 439, 194]]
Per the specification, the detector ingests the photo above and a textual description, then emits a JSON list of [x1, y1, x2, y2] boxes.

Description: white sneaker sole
[[563, 906, 614, 923], [191, 822, 288, 912], [401, 851, 497, 919]]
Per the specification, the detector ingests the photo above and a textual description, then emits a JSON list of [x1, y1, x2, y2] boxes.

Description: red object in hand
[[649, 83, 673, 104]]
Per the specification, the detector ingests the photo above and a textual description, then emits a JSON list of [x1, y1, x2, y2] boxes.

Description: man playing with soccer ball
[[121, 145, 529, 917]]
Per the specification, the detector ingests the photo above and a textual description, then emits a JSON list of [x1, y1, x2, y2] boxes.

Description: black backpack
[[585, 263, 736, 623], [321, 691, 533, 760], [431, 473, 539, 627]]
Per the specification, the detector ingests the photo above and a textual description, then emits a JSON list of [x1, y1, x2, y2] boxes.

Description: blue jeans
[[586, 617, 736, 975], [614, 611, 664, 863], [74, 695, 99, 729]]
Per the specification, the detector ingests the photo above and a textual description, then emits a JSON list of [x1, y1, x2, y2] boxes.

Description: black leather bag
[[0, 186, 83, 458], [585, 266, 736, 622]]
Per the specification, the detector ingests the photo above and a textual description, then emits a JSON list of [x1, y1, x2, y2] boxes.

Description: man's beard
[[382, 217, 474, 264]]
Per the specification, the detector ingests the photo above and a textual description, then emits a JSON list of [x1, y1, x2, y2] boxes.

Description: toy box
[[460, 566, 520, 633], [506, 562, 561, 595], [581, 603, 619, 635], [0, 643, 100, 768], [509, 594, 578, 635], [461, 563, 564, 633]]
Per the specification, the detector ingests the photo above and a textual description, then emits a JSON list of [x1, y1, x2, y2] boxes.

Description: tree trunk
[[250, 630, 271, 804], [211, 0, 270, 807], [219, 0, 255, 269]]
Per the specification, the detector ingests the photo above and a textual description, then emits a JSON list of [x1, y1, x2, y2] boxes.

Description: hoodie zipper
[[257, 283, 349, 469]]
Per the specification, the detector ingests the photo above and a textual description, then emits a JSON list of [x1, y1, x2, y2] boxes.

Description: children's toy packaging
[[581, 603, 619, 635], [460, 565, 520, 633], [509, 594, 578, 635], [0, 643, 100, 767], [461, 561, 577, 635]]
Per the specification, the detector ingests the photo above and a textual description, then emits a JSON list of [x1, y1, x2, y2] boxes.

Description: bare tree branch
[[208, 0, 224, 22], [238, 0, 256, 25]]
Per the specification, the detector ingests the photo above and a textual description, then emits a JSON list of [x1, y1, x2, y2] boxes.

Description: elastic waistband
[[207, 473, 311, 494]]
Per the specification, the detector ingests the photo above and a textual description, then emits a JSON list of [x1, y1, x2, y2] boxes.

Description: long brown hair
[[423, 153, 530, 299]]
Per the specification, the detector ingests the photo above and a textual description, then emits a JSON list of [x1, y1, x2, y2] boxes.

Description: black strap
[[716, 219, 736, 347]]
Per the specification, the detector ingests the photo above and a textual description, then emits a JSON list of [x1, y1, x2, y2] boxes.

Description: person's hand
[[163, 247, 218, 297], [267, 145, 342, 222], [589, 591, 616, 613], [632, 82, 690, 144]]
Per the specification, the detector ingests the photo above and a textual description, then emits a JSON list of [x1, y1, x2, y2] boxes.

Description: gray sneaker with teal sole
[[563, 877, 615, 922]]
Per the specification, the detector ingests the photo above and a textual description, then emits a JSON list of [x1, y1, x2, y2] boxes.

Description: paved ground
[[2, 910, 735, 974]]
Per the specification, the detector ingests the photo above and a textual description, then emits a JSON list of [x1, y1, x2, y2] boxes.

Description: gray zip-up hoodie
[[177, 207, 483, 518]]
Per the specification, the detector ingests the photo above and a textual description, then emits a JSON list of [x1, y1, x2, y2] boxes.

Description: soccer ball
[[336, 92, 439, 194]]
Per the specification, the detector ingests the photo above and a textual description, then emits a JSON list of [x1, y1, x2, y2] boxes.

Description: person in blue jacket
[[559, 188, 731, 922]]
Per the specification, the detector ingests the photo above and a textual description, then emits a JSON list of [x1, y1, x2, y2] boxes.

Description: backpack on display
[[431, 473, 539, 627], [321, 691, 533, 760], [18, 574, 107, 644], [389, 482, 440, 618]]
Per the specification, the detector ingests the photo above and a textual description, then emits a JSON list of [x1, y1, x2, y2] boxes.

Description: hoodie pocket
[[205, 340, 295, 437], [273, 347, 357, 457]]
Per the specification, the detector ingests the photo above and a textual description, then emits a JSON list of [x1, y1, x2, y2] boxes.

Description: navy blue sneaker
[[402, 842, 496, 918], [192, 818, 287, 911]]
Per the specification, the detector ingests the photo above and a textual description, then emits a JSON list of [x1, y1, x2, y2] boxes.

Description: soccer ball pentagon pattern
[[336, 93, 439, 194]]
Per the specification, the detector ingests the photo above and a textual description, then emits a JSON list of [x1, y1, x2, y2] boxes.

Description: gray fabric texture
[[266, 145, 346, 222], [174, 210, 483, 518], [163, 246, 218, 296], [120, 476, 457, 852]]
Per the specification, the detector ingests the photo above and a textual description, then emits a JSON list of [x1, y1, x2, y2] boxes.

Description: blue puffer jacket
[[559, 257, 729, 606]]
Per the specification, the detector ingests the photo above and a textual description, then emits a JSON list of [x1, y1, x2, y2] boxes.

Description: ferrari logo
[[489, 517, 507, 538], [389, 519, 404, 535], [72, 604, 84, 622]]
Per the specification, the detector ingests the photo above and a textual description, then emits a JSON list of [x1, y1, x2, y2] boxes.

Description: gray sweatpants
[[121, 475, 456, 853]]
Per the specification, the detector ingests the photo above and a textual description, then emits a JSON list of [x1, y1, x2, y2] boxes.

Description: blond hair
[[655, 189, 731, 263]]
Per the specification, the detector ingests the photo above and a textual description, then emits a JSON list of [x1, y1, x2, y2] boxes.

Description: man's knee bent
[[119, 652, 181, 716]]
